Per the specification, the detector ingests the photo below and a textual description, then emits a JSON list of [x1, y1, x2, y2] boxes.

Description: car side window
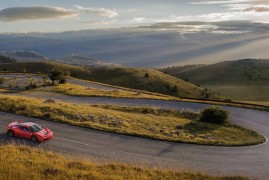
[[24, 127, 30, 132], [19, 126, 30, 132]]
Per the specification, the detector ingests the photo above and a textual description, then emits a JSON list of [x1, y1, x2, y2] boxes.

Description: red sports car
[[7, 122, 53, 143]]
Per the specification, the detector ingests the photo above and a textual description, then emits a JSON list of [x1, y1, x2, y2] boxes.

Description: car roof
[[16, 122, 36, 128]]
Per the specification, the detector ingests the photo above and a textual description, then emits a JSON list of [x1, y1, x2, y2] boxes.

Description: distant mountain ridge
[[0, 21, 268, 67], [0, 50, 48, 62], [0, 50, 121, 67], [162, 59, 269, 83], [60, 54, 122, 67]]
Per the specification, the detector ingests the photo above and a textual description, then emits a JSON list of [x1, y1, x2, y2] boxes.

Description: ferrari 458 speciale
[[7, 122, 53, 143]]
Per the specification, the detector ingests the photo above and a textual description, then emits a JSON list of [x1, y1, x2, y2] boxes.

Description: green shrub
[[142, 107, 150, 114], [199, 106, 229, 125], [0, 76, 4, 84], [25, 82, 37, 90], [144, 73, 149, 78], [223, 98, 232, 102], [49, 69, 68, 84]]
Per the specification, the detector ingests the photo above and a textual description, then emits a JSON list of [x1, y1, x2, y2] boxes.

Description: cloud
[[80, 19, 117, 25], [0, 6, 76, 22], [0, 5, 119, 22], [190, 0, 253, 5], [191, 0, 269, 6], [222, 3, 252, 10], [122, 9, 137, 13], [189, 0, 269, 22], [139, 20, 269, 34], [74, 5, 118, 18], [132, 17, 146, 23], [244, 7, 269, 12]]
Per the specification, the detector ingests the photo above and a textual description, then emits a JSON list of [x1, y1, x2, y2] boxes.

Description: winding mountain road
[[1, 75, 269, 179], [1, 95, 269, 179]]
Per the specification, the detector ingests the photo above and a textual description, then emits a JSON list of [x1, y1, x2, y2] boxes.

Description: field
[[0, 94, 265, 146], [162, 59, 269, 84], [202, 82, 269, 102], [161, 59, 269, 105], [0, 144, 248, 180]]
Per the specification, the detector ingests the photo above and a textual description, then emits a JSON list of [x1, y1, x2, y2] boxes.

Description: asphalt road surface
[[1, 95, 269, 179], [0, 73, 129, 91], [1, 74, 269, 179]]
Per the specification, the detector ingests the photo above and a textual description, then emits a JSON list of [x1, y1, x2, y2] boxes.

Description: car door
[[18, 126, 32, 139], [12, 125, 21, 136]]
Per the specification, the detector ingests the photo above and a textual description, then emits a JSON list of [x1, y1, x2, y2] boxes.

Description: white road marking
[[53, 137, 169, 159], [1, 121, 268, 149], [254, 133, 268, 147], [54, 137, 92, 146]]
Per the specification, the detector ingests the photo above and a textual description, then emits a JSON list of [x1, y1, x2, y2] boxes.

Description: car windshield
[[29, 124, 42, 132]]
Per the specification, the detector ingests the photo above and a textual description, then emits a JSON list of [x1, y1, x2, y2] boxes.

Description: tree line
[[0, 55, 17, 63]]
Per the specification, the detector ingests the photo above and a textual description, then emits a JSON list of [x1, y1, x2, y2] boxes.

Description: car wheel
[[31, 136, 39, 143], [7, 130, 14, 137]]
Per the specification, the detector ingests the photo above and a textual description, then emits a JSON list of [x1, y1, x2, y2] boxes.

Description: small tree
[[172, 85, 178, 94], [199, 106, 229, 125], [164, 83, 170, 90], [144, 73, 149, 79], [48, 69, 67, 84]]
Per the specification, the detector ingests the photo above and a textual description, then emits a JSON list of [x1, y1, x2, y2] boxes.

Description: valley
[[0, 58, 268, 179], [1, 1, 269, 178]]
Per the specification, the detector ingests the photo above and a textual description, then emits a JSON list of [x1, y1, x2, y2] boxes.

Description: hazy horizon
[[0, 0, 269, 67], [1, 0, 269, 33]]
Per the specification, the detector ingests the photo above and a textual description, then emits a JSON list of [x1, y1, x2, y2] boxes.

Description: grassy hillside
[[0, 61, 220, 100], [0, 145, 248, 180], [162, 59, 269, 84], [203, 82, 269, 102], [161, 59, 269, 102]]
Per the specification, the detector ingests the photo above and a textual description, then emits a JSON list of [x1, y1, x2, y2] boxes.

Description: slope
[[0, 61, 219, 100], [161, 59, 269, 102], [60, 54, 122, 67], [162, 59, 269, 84], [0, 50, 49, 62]]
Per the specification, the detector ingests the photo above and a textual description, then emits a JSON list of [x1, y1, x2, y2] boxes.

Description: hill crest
[[0, 61, 220, 100], [60, 54, 122, 67], [162, 59, 269, 83]]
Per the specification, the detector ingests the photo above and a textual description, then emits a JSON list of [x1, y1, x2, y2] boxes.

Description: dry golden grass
[[0, 144, 249, 180], [0, 89, 8, 93], [202, 83, 269, 102], [175, 98, 269, 112], [240, 101, 269, 106], [1, 72, 268, 112], [32, 83, 175, 100], [0, 94, 265, 146]]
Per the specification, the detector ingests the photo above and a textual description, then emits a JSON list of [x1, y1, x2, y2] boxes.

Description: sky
[[0, 0, 269, 33]]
